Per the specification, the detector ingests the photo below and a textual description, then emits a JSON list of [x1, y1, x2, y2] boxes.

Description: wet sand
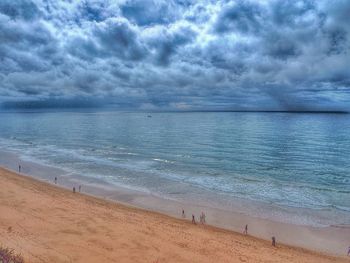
[[0, 167, 349, 262]]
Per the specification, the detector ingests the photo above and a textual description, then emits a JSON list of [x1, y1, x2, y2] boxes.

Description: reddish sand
[[0, 167, 349, 263]]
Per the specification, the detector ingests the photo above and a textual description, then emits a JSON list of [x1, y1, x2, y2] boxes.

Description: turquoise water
[[0, 111, 349, 225]]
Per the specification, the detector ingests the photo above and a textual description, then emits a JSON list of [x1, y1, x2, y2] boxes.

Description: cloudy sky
[[0, 0, 349, 111]]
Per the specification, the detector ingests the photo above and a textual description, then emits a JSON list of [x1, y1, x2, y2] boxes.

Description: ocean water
[[0, 111, 349, 226]]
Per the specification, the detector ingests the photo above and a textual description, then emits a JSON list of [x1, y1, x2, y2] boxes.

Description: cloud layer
[[0, 0, 349, 111]]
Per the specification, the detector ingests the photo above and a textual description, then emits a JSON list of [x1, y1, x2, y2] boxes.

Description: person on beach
[[348, 246, 350, 256], [54, 177, 57, 184], [73, 187, 76, 193], [79, 185, 81, 192], [182, 209, 185, 218], [192, 214, 196, 224], [200, 212, 206, 224], [272, 236, 276, 247], [18, 165, 21, 173], [244, 224, 248, 235]]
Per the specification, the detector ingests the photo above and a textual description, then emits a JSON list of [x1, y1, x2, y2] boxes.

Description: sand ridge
[[0, 167, 348, 263]]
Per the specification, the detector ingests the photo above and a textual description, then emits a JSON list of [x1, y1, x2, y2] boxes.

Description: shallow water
[[0, 111, 349, 226]]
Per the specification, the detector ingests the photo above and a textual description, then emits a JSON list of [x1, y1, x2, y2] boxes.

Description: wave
[[153, 158, 175, 164]]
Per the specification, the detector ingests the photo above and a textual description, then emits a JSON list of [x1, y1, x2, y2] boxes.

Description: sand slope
[[0, 167, 348, 263]]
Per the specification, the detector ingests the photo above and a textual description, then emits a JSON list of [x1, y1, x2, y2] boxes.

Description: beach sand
[[0, 167, 349, 263]]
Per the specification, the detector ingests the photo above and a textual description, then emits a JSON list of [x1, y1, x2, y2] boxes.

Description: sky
[[0, 0, 349, 111]]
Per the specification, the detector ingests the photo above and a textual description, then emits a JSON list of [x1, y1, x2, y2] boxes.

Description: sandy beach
[[0, 167, 349, 263]]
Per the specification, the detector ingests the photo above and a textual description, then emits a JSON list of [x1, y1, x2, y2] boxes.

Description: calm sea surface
[[0, 111, 349, 226]]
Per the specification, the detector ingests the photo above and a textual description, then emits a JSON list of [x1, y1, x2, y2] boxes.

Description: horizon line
[[0, 108, 348, 114]]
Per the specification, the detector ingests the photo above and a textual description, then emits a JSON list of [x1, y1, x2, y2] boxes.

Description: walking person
[[79, 185, 81, 192], [192, 214, 196, 224], [73, 187, 76, 193], [200, 212, 206, 224], [182, 209, 185, 218], [347, 246, 350, 256], [272, 236, 276, 247], [54, 177, 57, 184], [243, 224, 248, 235], [18, 165, 21, 173]]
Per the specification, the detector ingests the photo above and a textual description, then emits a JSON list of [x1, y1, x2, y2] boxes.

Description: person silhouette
[[272, 236, 276, 247], [244, 224, 248, 235], [200, 212, 206, 224]]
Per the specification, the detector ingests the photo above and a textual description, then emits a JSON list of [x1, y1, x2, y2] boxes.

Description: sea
[[0, 111, 349, 227]]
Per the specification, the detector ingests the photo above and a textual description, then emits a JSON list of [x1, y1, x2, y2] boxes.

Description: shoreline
[[1, 135, 349, 229], [0, 150, 350, 256], [1, 144, 349, 228], [1, 162, 350, 258], [0, 167, 349, 262]]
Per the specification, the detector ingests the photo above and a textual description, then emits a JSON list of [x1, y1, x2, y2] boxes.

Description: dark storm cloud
[[0, 0, 349, 111], [67, 17, 148, 61], [1, 97, 104, 109], [93, 18, 147, 60], [0, 0, 41, 21], [120, 0, 180, 26], [145, 24, 197, 65], [213, 1, 263, 34], [270, 0, 316, 27]]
